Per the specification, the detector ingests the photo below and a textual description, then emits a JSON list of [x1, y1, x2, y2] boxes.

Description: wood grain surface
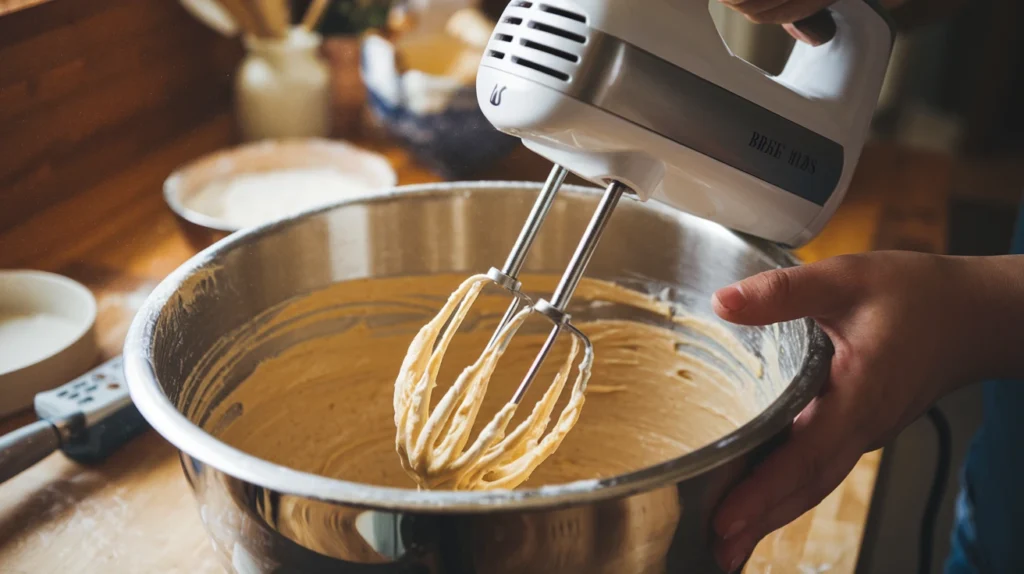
[[0, 114, 951, 572], [0, 0, 240, 234]]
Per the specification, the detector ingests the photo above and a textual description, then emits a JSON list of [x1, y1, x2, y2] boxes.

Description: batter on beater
[[393, 274, 591, 491]]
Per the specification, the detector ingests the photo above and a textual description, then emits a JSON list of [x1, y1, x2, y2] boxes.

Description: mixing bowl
[[125, 182, 831, 573]]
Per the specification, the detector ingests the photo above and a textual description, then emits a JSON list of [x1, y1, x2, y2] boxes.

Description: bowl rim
[[162, 138, 399, 234], [0, 270, 98, 378], [125, 181, 832, 512]]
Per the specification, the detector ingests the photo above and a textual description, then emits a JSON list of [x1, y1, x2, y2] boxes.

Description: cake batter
[[190, 274, 778, 491]]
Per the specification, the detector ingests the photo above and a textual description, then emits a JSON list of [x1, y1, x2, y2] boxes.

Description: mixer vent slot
[[494, 33, 513, 42], [527, 21, 586, 43], [539, 4, 586, 23], [511, 55, 570, 81], [513, 1, 534, 7], [488, 50, 506, 60], [503, 16, 524, 25], [521, 39, 578, 62]]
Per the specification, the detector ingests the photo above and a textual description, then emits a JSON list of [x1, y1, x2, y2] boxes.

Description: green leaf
[[317, 0, 395, 36]]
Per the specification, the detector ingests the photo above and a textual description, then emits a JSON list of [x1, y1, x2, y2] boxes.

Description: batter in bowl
[[190, 274, 778, 491]]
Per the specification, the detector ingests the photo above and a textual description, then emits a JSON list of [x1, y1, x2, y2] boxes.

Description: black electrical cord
[[919, 406, 953, 574]]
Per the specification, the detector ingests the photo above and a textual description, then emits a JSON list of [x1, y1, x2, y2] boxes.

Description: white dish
[[164, 138, 399, 233], [0, 270, 98, 418]]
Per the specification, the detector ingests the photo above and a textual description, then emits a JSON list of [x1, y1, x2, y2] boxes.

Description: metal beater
[[485, 167, 625, 404]]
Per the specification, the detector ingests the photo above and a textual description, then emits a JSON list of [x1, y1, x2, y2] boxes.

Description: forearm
[[950, 255, 1024, 383]]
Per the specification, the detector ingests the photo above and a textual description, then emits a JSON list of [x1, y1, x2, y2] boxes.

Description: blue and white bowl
[[360, 33, 517, 178]]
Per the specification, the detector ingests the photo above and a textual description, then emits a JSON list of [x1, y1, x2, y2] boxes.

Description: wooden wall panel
[[0, 0, 242, 234]]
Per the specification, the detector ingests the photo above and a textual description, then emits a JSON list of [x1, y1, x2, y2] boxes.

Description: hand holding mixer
[[395, 0, 893, 490]]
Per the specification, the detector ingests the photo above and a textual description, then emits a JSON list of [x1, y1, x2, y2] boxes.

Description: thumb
[[712, 257, 861, 326]]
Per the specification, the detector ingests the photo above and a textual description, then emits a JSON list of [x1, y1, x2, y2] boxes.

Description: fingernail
[[714, 285, 747, 312], [723, 519, 746, 540]]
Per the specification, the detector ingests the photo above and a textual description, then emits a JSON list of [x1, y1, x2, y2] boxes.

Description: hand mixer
[[477, 0, 893, 393], [395, 0, 893, 490]]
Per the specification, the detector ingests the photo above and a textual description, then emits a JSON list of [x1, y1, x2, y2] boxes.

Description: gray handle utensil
[[0, 356, 148, 483]]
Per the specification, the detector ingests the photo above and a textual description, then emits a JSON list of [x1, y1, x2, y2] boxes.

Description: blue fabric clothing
[[945, 200, 1024, 574], [946, 482, 982, 573]]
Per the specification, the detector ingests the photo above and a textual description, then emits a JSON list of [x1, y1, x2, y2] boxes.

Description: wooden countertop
[[0, 114, 952, 572]]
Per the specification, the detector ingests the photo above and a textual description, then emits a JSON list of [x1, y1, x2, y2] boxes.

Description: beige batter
[[189, 274, 775, 491]]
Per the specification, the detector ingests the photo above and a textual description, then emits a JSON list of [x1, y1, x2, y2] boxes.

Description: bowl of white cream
[[164, 138, 397, 249], [0, 271, 98, 417]]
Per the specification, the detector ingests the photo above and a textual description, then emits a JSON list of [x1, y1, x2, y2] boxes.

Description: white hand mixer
[[395, 0, 893, 490]]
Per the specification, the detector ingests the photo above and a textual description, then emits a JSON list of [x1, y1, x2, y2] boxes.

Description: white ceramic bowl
[[164, 138, 398, 248], [0, 271, 98, 418]]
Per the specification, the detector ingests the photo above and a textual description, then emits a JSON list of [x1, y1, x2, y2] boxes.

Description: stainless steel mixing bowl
[[124, 182, 832, 573]]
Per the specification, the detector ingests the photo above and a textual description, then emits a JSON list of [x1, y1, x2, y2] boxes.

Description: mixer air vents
[[520, 40, 579, 63], [526, 21, 586, 44], [510, 56, 570, 81], [484, 1, 589, 83], [539, 4, 586, 23]]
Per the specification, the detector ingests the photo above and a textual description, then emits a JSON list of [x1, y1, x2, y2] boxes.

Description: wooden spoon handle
[[301, 0, 330, 32]]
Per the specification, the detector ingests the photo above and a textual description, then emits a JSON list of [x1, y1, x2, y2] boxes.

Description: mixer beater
[[394, 166, 630, 491], [511, 177, 625, 402]]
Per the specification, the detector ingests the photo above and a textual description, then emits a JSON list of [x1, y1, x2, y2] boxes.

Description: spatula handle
[[0, 420, 60, 484]]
